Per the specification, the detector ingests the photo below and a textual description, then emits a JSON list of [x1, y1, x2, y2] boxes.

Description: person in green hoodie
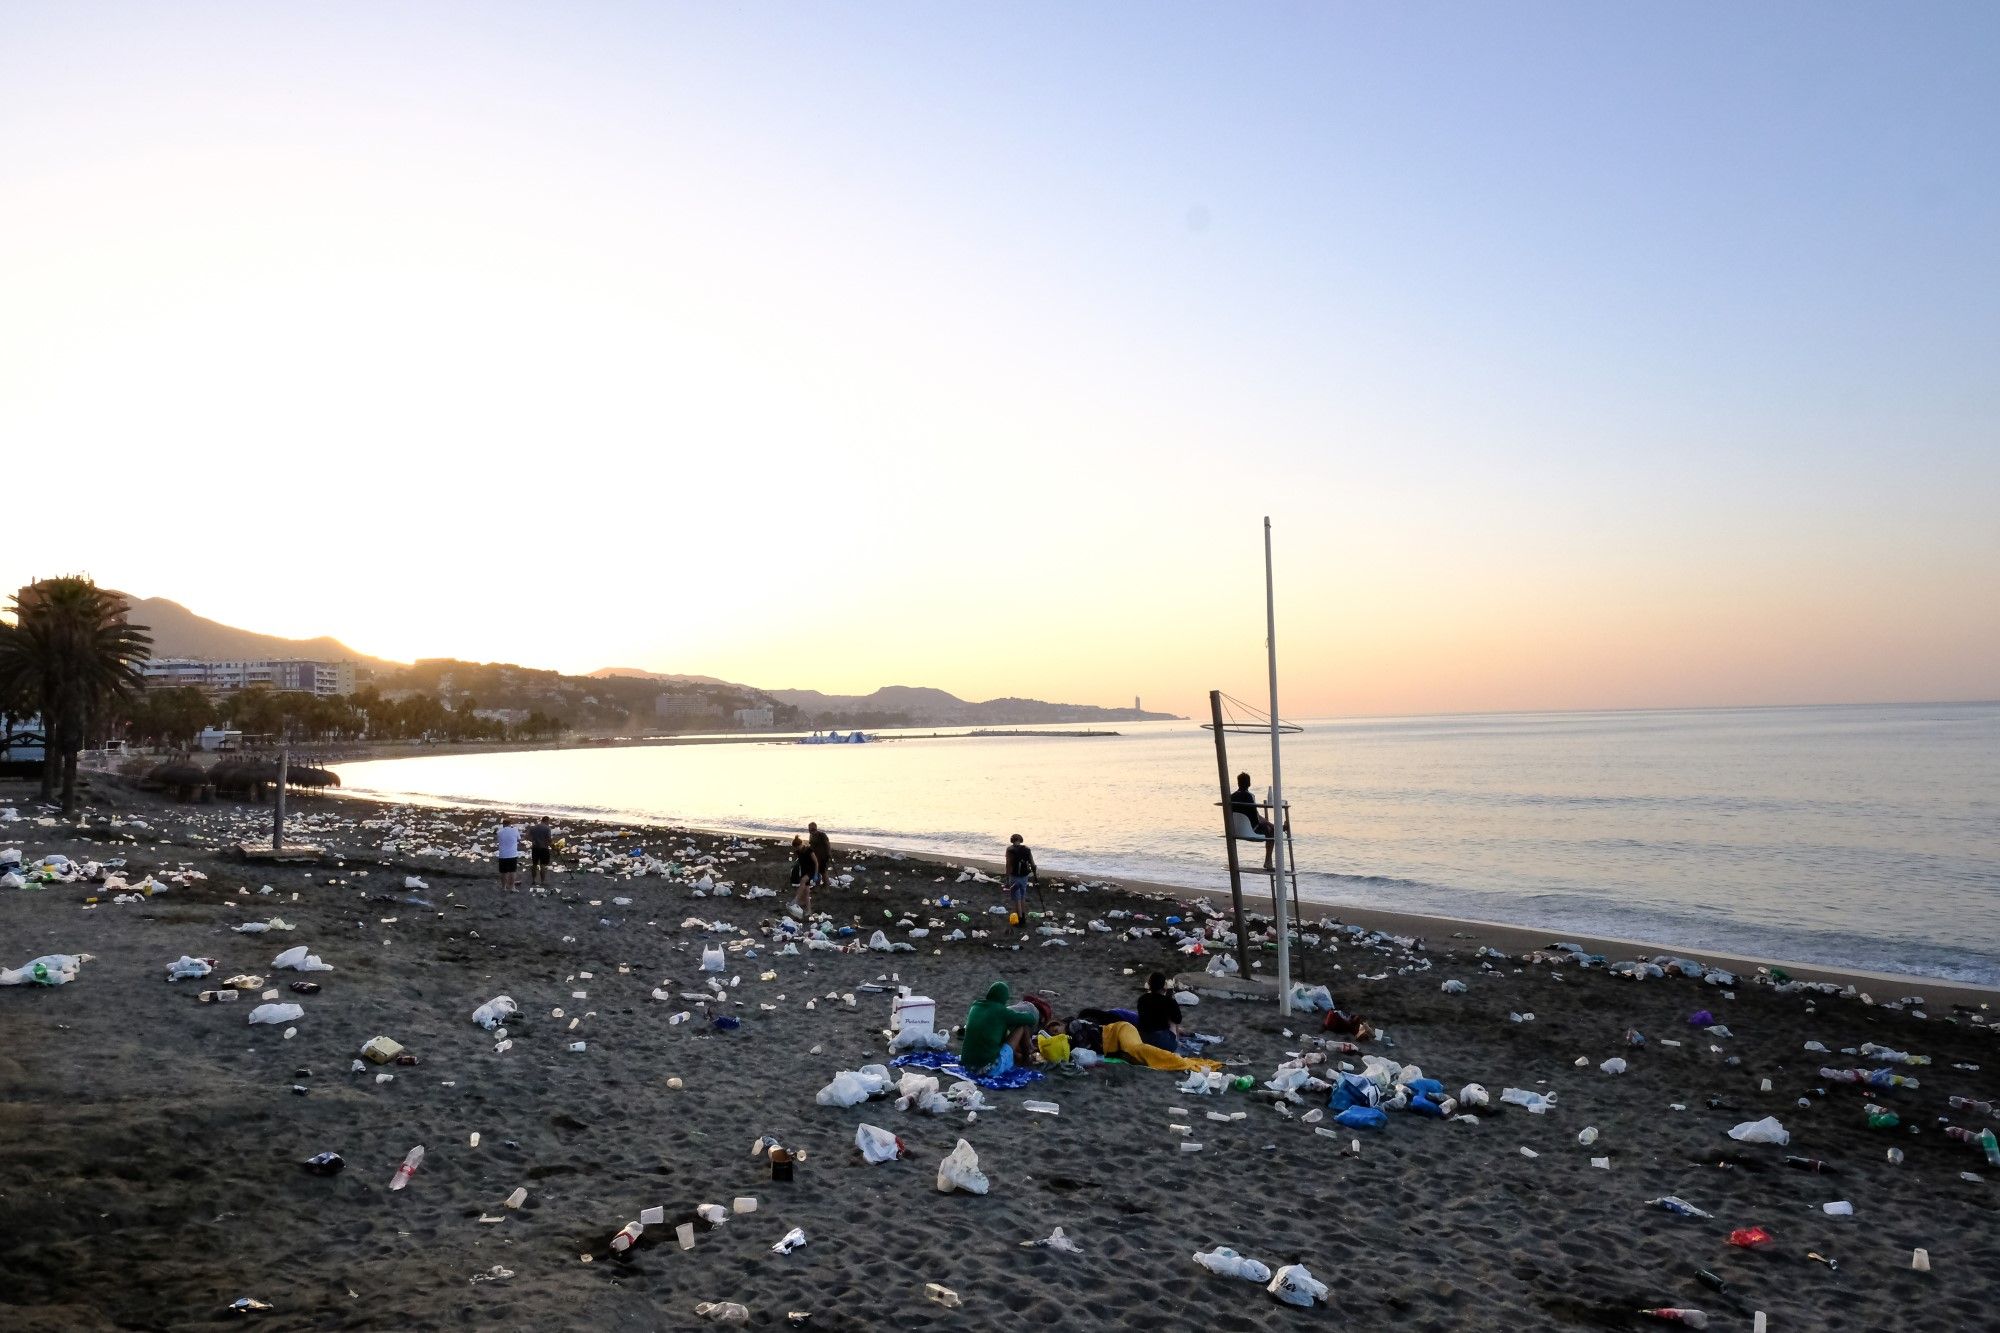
[[959, 980, 1038, 1076]]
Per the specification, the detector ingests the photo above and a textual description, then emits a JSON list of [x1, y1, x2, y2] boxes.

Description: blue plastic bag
[[1334, 1106, 1388, 1131]]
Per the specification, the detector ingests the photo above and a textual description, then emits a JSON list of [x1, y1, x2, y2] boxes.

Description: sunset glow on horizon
[[3, 3, 1995, 718]]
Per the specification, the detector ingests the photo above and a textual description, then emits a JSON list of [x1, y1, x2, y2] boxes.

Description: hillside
[[107, 594, 1180, 730], [117, 596, 401, 670], [766, 684, 1179, 726]]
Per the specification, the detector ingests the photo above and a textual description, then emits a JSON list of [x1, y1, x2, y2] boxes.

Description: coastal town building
[[142, 657, 357, 698], [732, 705, 775, 730]]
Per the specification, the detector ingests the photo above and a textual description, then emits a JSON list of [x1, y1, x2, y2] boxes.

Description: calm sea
[[334, 702, 2000, 987]]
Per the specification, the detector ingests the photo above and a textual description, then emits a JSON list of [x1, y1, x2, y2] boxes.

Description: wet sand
[[3, 777, 1997, 1331]]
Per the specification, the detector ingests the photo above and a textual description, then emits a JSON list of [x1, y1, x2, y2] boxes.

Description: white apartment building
[[143, 658, 358, 698]]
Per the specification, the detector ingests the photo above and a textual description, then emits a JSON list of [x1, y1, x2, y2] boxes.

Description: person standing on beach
[[788, 835, 816, 918], [496, 815, 522, 891], [525, 815, 554, 888], [1003, 833, 1036, 923], [807, 822, 831, 888]]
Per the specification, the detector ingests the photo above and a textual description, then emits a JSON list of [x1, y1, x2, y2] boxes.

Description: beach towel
[[1099, 1021, 1223, 1073], [890, 1049, 1045, 1091]]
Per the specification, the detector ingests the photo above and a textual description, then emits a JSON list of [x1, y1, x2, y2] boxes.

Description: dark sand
[[2, 777, 1997, 1332]]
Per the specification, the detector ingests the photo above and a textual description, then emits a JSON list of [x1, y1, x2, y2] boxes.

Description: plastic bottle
[[388, 1145, 424, 1191], [1785, 1156, 1836, 1174], [1865, 1107, 1900, 1130], [925, 1283, 962, 1308], [1948, 1095, 1996, 1119], [1230, 1075, 1255, 1092]]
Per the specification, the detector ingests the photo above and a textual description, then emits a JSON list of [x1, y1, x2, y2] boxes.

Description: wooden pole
[[1209, 690, 1251, 980], [273, 746, 289, 851]]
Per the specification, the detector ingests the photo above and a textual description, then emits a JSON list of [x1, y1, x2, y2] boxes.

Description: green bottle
[[1230, 1075, 1255, 1092], [1866, 1110, 1900, 1130]]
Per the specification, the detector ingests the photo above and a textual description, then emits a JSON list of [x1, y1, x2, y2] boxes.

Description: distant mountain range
[[117, 596, 400, 670], [112, 595, 1181, 726]]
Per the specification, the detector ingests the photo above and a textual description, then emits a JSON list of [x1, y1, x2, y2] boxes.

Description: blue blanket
[[890, 1049, 1046, 1090]]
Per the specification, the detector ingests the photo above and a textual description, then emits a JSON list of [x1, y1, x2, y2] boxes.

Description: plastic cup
[[732, 1196, 757, 1214], [676, 1222, 696, 1250]]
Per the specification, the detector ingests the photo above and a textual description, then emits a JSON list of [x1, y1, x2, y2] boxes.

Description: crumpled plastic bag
[[895, 1072, 953, 1115], [272, 945, 333, 973], [944, 1080, 992, 1112], [936, 1138, 989, 1194], [1501, 1087, 1557, 1114], [1022, 1226, 1083, 1253], [1458, 1083, 1490, 1108], [1192, 1246, 1271, 1281], [248, 1002, 304, 1025], [816, 1065, 893, 1107], [0, 953, 84, 986], [1288, 984, 1334, 1013], [472, 996, 518, 1030], [855, 1123, 903, 1162], [1729, 1116, 1790, 1145], [165, 956, 213, 980], [889, 1026, 949, 1052], [1267, 1263, 1328, 1307]]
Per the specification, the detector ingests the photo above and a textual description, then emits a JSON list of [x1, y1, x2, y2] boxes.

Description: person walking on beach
[[525, 815, 554, 888], [1003, 833, 1037, 923], [496, 815, 523, 891]]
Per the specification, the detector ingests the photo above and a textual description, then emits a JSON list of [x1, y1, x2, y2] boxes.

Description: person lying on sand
[[959, 980, 1040, 1077]]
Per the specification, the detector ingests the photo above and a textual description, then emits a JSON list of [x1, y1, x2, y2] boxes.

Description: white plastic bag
[[165, 956, 212, 980], [1267, 1263, 1329, 1307], [817, 1072, 872, 1108], [272, 945, 333, 972], [1193, 1246, 1271, 1281], [472, 996, 519, 1030], [699, 945, 726, 973], [1501, 1087, 1556, 1114], [855, 1123, 902, 1162], [1728, 1116, 1790, 1146], [936, 1139, 989, 1194], [248, 1002, 304, 1025], [889, 1027, 949, 1052], [0, 953, 84, 986], [1287, 984, 1334, 1013], [1458, 1083, 1490, 1108]]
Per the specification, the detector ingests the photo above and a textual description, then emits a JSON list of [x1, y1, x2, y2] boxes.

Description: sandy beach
[[4, 775, 1997, 1332]]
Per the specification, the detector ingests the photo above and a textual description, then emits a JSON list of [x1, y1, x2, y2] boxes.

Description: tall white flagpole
[[1265, 517, 1291, 1013]]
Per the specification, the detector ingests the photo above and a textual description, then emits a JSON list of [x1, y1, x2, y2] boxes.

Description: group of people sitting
[[956, 972, 1217, 1078]]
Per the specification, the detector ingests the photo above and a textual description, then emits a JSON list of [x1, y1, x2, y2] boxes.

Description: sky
[[2, 2, 1996, 718]]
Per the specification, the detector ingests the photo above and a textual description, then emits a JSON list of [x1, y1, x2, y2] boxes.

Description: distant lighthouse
[[1134, 695, 1141, 712]]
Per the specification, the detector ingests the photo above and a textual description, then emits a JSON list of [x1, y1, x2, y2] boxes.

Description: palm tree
[[0, 576, 153, 814]]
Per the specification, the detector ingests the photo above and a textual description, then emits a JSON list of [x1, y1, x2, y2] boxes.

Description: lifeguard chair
[[1203, 689, 1303, 977]]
